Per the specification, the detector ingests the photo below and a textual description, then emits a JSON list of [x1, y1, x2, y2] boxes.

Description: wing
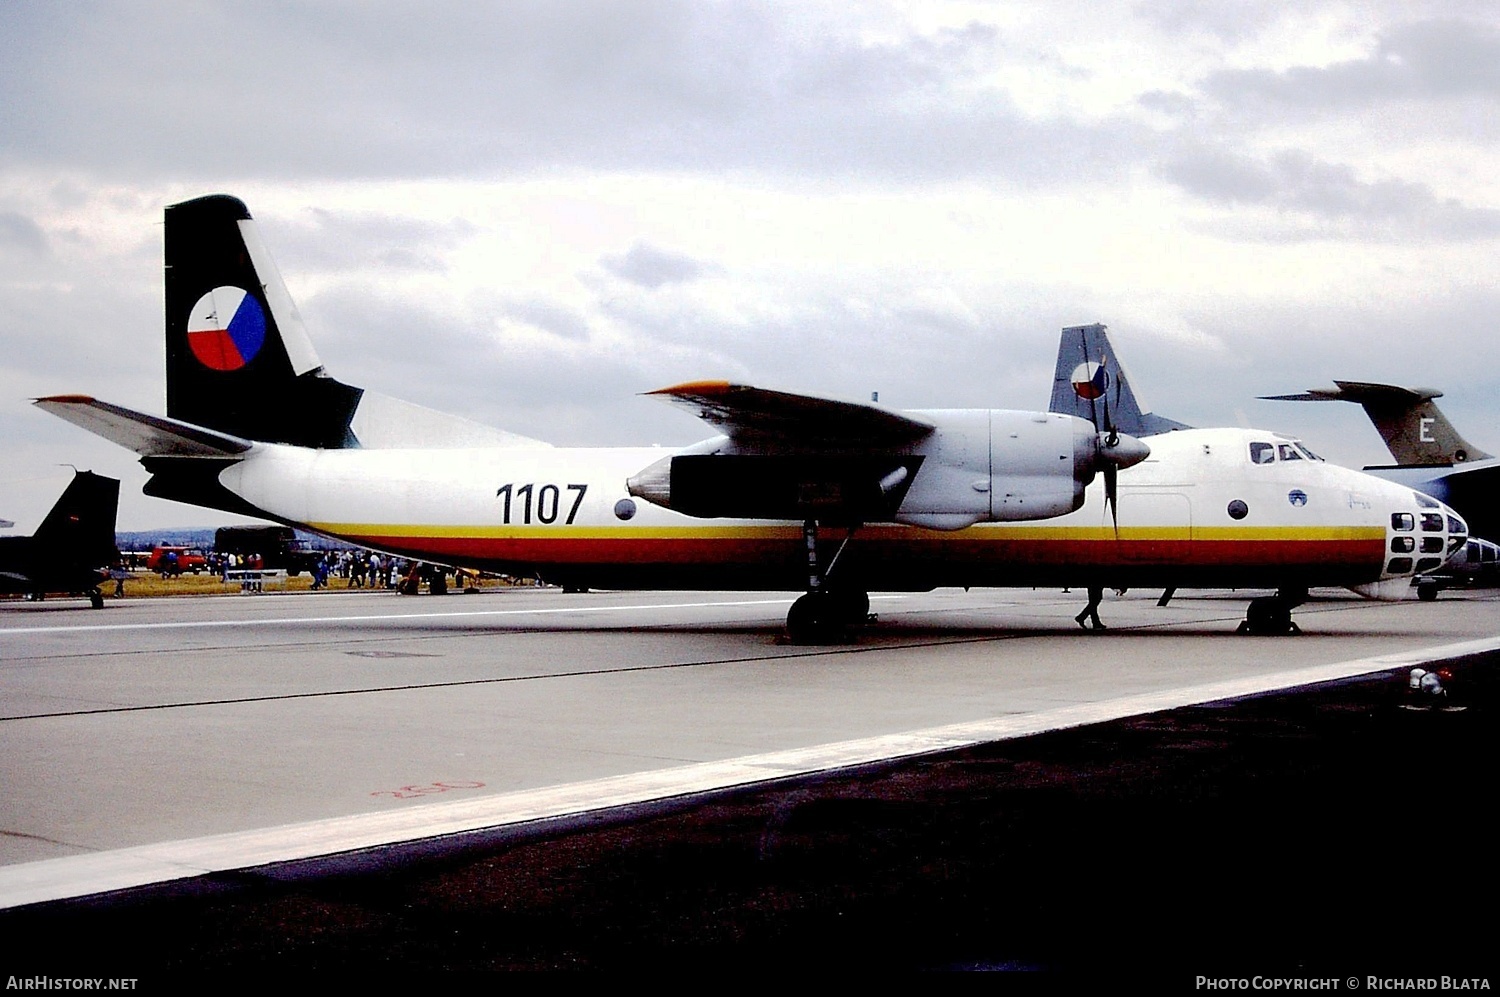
[[646, 381, 934, 448], [633, 382, 930, 521], [34, 396, 252, 457]]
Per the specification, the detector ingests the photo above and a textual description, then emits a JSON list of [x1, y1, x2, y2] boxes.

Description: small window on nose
[[1391, 513, 1414, 531], [1421, 513, 1443, 532]]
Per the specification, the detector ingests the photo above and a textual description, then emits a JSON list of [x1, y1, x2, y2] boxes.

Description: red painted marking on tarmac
[[370, 780, 486, 801]]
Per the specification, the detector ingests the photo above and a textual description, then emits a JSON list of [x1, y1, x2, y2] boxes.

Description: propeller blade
[[1092, 430, 1149, 540], [1105, 463, 1119, 538]]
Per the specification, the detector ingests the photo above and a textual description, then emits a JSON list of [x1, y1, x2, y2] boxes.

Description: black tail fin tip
[[34, 471, 120, 565], [165, 194, 363, 449]]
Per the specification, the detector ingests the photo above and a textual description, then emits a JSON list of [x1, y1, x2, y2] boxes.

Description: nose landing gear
[[1237, 588, 1306, 635]]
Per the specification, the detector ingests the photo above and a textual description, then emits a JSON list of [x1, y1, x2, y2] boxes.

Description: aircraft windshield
[[1249, 442, 1275, 464], [1277, 443, 1303, 461], [1293, 442, 1324, 461]]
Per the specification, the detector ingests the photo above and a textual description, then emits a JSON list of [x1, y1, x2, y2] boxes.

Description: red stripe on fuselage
[[344, 533, 1385, 571]]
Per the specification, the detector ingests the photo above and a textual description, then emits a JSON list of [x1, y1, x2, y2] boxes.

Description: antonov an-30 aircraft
[[38, 195, 1467, 639]]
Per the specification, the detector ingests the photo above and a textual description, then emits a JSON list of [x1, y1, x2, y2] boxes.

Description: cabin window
[[1277, 443, 1303, 461], [1420, 513, 1443, 532], [1485, 546, 1498, 564], [1391, 536, 1415, 554], [1391, 513, 1414, 531], [1467, 541, 1481, 562], [1249, 442, 1275, 464]]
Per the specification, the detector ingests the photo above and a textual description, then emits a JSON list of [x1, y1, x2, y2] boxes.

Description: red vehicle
[[146, 545, 207, 576]]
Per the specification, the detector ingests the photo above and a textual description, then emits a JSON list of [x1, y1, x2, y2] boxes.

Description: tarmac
[[0, 584, 1496, 979]]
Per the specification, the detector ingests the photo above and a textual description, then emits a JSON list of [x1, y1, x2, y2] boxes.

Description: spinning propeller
[[1071, 352, 1149, 535]]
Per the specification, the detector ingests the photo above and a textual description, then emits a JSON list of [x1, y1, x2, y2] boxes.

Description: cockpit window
[[1294, 443, 1324, 461], [1391, 513, 1414, 531], [1277, 444, 1303, 461], [1414, 492, 1440, 509], [1449, 516, 1466, 535], [1420, 513, 1444, 532], [1249, 442, 1276, 465]]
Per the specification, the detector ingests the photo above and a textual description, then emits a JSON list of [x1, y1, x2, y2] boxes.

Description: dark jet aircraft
[[0, 471, 120, 609]]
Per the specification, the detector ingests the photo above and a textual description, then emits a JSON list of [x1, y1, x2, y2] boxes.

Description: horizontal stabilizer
[[645, 381, 935, 448], [34, 396, 253, 458], [1259, 381, 1443, 404]]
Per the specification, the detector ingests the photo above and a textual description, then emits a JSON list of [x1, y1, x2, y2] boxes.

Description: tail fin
[[1049, 323, 1191, 436], [166, 195, 363, 448], [33, 471, 120, 567], [1260, 381, 1492, 466], [164, 195, 549, 451]]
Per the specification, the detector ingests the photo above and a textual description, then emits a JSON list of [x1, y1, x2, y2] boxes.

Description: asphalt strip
[[4, 633, 1497, 911]]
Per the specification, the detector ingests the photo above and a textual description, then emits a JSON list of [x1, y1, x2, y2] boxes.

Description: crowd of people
[[307, 550, 404, 590]]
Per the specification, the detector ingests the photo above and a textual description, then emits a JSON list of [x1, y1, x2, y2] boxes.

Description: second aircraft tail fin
[[1261, 381, 1492, 466], [32, 470, 120, 568], [1049, 323, 1190, 436]]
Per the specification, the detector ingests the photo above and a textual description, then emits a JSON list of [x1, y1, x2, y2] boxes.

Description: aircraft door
[[1117, 492, 1192, 561]]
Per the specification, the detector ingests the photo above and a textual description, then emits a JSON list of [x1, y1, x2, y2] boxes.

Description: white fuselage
[[216, 427, 1461, 596]]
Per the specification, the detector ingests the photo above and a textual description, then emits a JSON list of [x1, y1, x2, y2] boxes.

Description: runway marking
[[370, 781, 487, 801], [0, 597, 807, 636], [3, 633, 1496, 911]]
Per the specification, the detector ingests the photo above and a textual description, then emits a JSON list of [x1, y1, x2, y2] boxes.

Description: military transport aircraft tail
[[1048, 324, 1190, 438], [163, 195, 546, 451], [1260, 381, 1492, 466]]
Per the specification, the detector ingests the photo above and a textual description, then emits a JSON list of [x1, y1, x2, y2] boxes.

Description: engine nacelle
[[626, 408, 1146, 530], [894, 410, 1097, 529]]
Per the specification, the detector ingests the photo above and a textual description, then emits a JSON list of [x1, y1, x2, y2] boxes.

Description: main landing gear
[[785, 519, 870, 645], [1237, 588, 1306, 635]]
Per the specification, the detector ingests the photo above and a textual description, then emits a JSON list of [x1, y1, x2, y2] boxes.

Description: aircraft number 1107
[[495, 483, 589, 525]]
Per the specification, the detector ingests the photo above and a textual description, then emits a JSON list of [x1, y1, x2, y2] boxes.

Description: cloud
[[1204, 18, 1500, 110], [0, 211, 49, 256], [600, 243, 721, 289], [1157, 146, 1500, 241], [0, 3, 1143, 188]]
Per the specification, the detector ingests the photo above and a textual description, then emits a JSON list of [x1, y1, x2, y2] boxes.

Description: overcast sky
[[2, 1, 1498, 530]]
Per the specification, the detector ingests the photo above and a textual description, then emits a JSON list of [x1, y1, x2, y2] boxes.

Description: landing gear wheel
[[89, 588, 104, 610], [1417, 583, 1439, 602], [786, 592, 847, 645], [1238, 596, 1301, 635], [826, 589, 870, 624]]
